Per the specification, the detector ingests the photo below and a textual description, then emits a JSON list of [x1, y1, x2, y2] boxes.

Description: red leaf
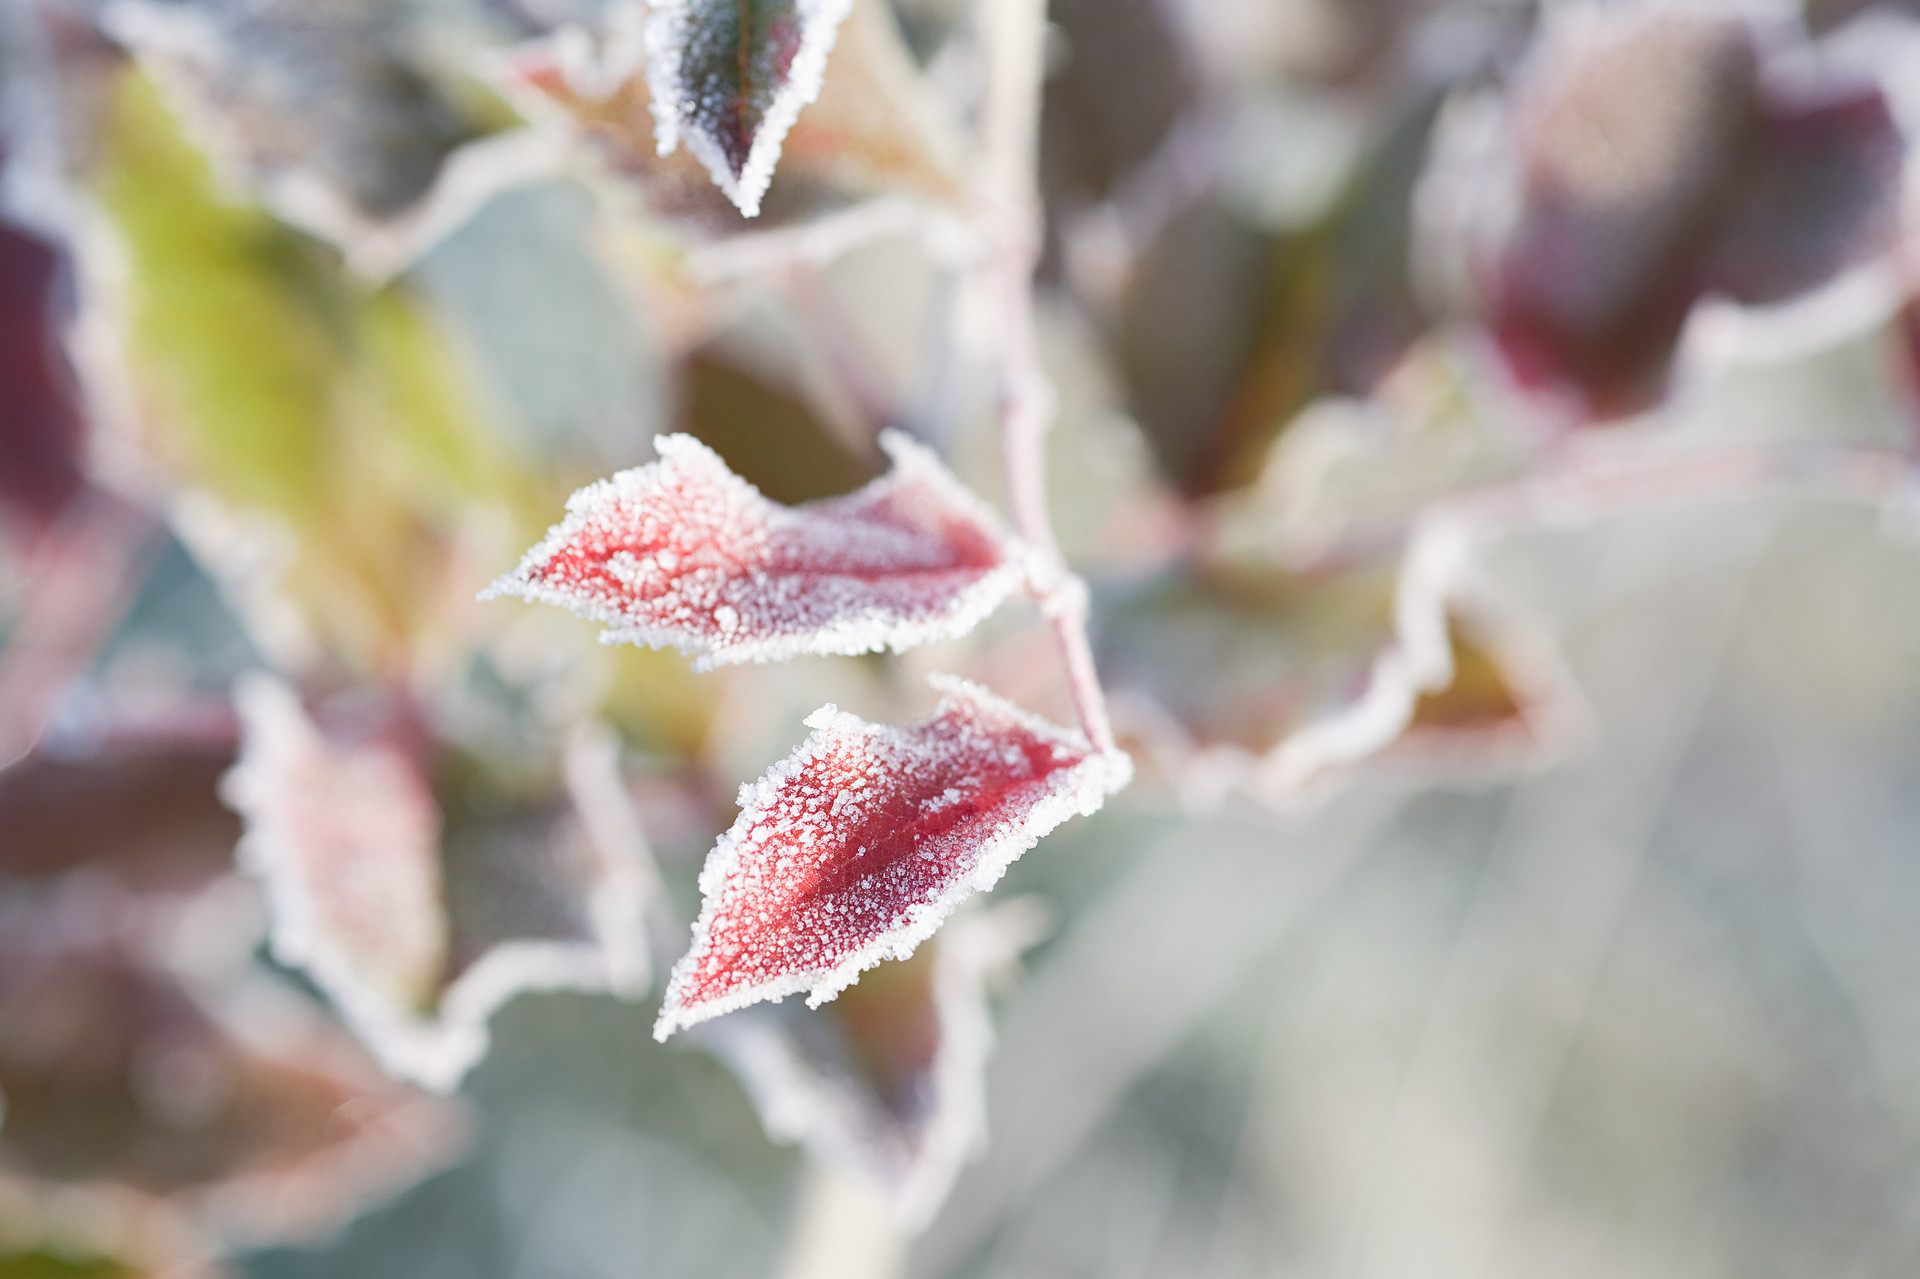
[[485, 431, 1032, 670], [1481, 8, 1905, 421], [654, 677, 1129, 1039]]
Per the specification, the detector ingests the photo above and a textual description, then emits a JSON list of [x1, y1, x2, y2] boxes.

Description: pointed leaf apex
[[652, 680, 1128, 1040], [644, 0, 856, 216], [485, 432, 1030, 666]]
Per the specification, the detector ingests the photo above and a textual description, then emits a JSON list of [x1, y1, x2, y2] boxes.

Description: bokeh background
[[8, 0, 1920, 1275]]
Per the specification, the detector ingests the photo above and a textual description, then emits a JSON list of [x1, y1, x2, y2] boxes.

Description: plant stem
[[978, 0, 1116, 755]]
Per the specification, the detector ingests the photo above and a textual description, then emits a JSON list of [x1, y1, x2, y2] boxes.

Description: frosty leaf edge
[[653, 676, 1131, 1040], [646, 0, 857, 216], [222, 675, 452, 1073], [482, 430, 1036, 670], [224, 676, 662, 1091]]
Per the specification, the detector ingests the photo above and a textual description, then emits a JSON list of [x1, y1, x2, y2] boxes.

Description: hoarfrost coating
[[484, 431, 1036, 669], [654, 677, 1131, 1039]]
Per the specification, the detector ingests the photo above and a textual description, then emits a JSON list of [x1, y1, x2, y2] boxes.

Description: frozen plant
[[485, 0, 1133, 1040]]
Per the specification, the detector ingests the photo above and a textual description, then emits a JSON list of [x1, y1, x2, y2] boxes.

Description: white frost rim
[[481, 430, 1040, 669], [645, 0, 856, 216], [653, 676, 1131, 1040]]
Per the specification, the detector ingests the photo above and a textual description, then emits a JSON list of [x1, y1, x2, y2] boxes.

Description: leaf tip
[[475, 572, 521, 604]]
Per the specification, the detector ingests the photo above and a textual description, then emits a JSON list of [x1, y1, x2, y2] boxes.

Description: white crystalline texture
[[646, 0, 855, 216], [653, 677, 1130, 1040], [484, 431, 1033, 669]]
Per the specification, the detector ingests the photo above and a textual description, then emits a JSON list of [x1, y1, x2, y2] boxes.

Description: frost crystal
[[485, 431, 1032, 670], [646, 0, 855, 216], [654, 678, 1131, 1039]]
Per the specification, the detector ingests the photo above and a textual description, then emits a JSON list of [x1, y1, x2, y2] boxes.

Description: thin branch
[[977, 0, 1117, 755]]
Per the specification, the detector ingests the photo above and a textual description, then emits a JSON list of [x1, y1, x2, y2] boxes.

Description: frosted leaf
[[484, 431, 1033, 671], [101, 0, 559, 280], [494, 0, 962, 226], [646, 0, 855, 217], [702, 899, 1048, 1228], [102, 0, 498, 257], [223, 677, 657, 1090], [1098, 522, 1572, 806], [653, 678, 1130, 1039]]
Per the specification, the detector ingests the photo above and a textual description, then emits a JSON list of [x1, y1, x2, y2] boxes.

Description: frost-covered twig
[[978, 0, 1117, 755]]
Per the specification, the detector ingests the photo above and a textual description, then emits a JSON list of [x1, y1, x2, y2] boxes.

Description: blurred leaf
[[0, 878, 464, 1257], [224, 676, 657, 1090], [0, 736, 238, 890], [90, 67, 538, 675], [1117, 97, 1438, 495], [1706, 89, 1904, 308], [1483, 9, 1905, 420], [1114, 197, 1276, 493], [678, 347, 878, 505], [654, 678, 1128, 1037], [1038, 0, 1194, 212], [1094, 520, 1561, 802], [1487, 13, 1759, 418], [106, 0, 492, 222]]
